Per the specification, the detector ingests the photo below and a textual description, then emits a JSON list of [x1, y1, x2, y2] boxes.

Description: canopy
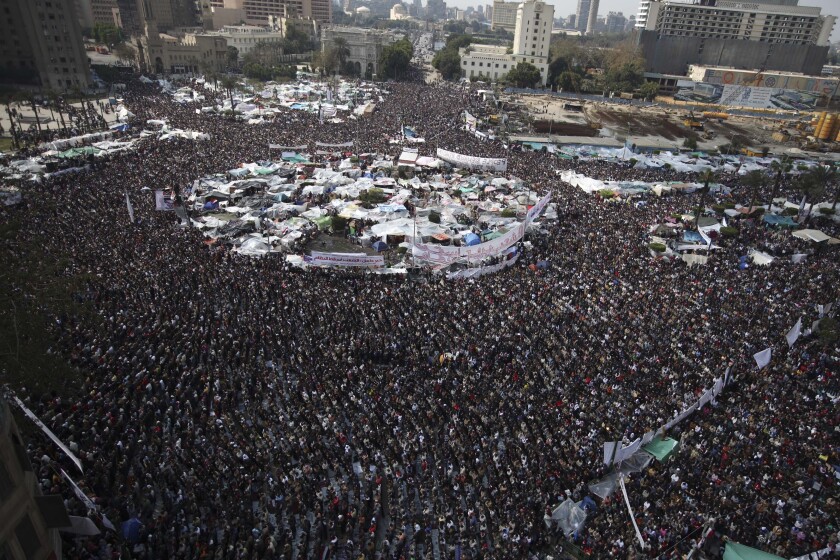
[[642, 437, 679, 462], [792, 229, 840, 244], [723, 542, 786, 560], [763, 214, 797, 227]]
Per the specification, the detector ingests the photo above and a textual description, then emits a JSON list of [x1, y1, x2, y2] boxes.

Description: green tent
[[57, 146, 103, 159], [310, 216, 331, 230], [723, 542, 786, 560], [642, 437, 679, 462]]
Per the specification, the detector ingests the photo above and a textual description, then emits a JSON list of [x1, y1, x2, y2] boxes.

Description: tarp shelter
[[792, 229, 840, 244], [310, 216, 331, 230], [463, 232, 480, 246], [372, 240, 388, 252], [723, 542, 786, 560], [642, 437, 679, 462], [763, 214, 797, 227], [122, 517, 143, 543]]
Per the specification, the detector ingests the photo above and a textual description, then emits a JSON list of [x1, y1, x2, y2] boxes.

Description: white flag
[[603, 441, 618, 465], [753, 347, 772, 369], [125, 192, 134, 223], [13, 397, 83, 473], [785, 317, 802, 347]]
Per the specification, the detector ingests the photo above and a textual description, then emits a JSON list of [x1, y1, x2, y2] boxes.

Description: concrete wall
[[638, 30, 829, 77]]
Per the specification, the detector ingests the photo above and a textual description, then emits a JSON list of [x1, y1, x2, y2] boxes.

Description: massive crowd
[[2, 73, 838, 560]]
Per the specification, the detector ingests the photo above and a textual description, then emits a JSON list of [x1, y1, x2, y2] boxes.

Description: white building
[[636, 0, 835, 47], [390, 3, 408, 19], [321, 25, 395, 78], [461, 0, 553, 85], [214, 24, 285, 58]]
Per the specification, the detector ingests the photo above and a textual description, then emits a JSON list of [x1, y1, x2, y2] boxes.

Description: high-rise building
[[425, 0, 446, 20], [207, 0, 330, 24], [636, 0, 836, 75], [491, 0, 518, 33], [585, 0, 598, 34], [115, 0, 143, 35], [485, 4, 492, 21], [566, 13, 575, 28], [0, 0, 93, 90], [604, 11, 625, 33], [575, 0, 590, 31]]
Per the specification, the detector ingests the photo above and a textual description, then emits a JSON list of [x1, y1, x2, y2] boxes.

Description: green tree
[[379, 38, 414, 80], [226, 46, 239, 68], [504, 62, 541, 88], [769, 155, 792, 206], [554, 70, 582, 91], [695, 169, 715, 226], [432, 48, 462, 80], [741, 169, 766, 213], [682, 134, 698, 151], [798, 165, 833, 221], [639, 81, 659, 100], [332, 37, 350, 71], [219, 74, 238, 112]]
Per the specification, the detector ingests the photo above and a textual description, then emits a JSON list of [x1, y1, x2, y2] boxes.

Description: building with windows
[[0, 0, 93, 90], [604, 11, 626, 33], [321, 25, 394, 78], [0, 398, 72, 560], [461, 0, 553, 85], [212, 24, 284, 57], [207, 0, 331, 24], [139, 21, 229, 73], [491, 0, 518, 33], [575, 0, 591, 32], [636, 0, 835, 75]]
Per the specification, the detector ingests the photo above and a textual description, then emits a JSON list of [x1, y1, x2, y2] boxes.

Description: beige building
[[0, 0, 92, 90], [213, 24, 284, 58], [321, 26, 394, 78], [0, 398, 71, 560], [140, 22, 229, 73], [491, 0, 518, 33], [208, 0, 330, 24]]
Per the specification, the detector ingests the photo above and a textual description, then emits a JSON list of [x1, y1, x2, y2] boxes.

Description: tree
[[219, 75, 238, 112], [114, 43, 136, 67], [682, 134, 698, 151], [797, 165, 832, 221], [504, 62, 541, 89], [554, 70, 582, 92], [639, 81, 659, 101], [379, 38, 413, 80], [741, 169, 766, 213], [332, 37, 350, 71], [226, 46, 240, 68], [769, 155, 792, 205], [695, 170, 715, 227], [432, 48, 461, 80]]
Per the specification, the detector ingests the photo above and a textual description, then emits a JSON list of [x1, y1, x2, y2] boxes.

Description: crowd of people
[[2, 72, 838, 560]]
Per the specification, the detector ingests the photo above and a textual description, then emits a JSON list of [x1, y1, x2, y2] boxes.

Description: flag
[[753, 348, 772, 369], [785, 317, 802, 347], [125, 192, 134, 223], [13, 397, 84, 473], [154, 190, 174, 211]]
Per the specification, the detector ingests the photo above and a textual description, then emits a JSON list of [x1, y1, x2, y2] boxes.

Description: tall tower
[[585, 0, 598, 34]]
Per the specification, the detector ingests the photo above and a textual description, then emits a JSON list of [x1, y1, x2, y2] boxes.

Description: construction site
[[502, 92, 840, 159]]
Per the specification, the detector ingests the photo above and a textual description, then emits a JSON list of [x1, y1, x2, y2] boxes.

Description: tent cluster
[[181, 154, 552, 266]]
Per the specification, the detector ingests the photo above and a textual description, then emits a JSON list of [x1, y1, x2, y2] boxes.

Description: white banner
[[413, 221, 525, 265], [786, 317, 802, 347], [308, 251, 384, 267], [753, 347, 772, 369], [446, 254, 518, 279], [436, 148, 507, 172], [315, 141, 353, 148], [154, 190, 174, 211], [14, 397, 83, 473], [269, 144, 307, 150]]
